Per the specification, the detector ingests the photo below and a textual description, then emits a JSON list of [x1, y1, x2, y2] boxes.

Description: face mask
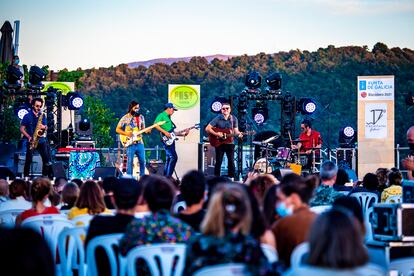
[[275, 202, 293, 217], [14, 59, 20, 65]]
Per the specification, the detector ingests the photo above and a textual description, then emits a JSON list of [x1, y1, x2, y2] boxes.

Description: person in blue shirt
[[20, 98, 52, 178]]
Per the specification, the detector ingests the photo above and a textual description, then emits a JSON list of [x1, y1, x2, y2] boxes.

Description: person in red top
[[292, 119, 322, 171], [16, 178, 60, 225]]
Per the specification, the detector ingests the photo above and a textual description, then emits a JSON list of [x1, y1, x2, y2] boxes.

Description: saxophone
[[30, 112, 45, 151]]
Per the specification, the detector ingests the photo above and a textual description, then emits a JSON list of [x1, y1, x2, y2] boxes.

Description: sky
[[1, 0, 414, 70]]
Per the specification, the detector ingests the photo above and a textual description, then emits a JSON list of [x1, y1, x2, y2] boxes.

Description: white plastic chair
[[21, 214, 74, 261], [310, 205, 331, 214], [71, 214, 94, 227], [389, 257, 414, 276], [364, 206, 374, 241], [290, 242, 310, 268], [349, 192, 378, 216], [385, 195, 402, 204], [0, 208, 25, 227], [86, 233, 124, 276], [172, 201, 187, 214], [260, 244, 278, 263], [58, 226, 87, 276], [126, 243, 187, 276], [193, 263, 248, 276]]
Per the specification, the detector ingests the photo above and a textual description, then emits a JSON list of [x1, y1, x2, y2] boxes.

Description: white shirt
[[0, 196, 32, 211]]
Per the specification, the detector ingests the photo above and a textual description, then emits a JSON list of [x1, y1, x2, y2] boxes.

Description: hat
[[164, 103, 178, 111]]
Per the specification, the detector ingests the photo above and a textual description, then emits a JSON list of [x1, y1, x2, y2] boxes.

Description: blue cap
[[164, 103, 178, 110]]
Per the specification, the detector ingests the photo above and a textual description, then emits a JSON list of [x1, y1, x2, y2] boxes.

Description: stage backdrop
[[42, 82, 75, 130], [357, 75, 394, 178], [168, 84, 200, 179]]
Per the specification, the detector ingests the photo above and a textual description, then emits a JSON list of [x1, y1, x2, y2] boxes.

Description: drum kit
[[252, 138, 320, 175]]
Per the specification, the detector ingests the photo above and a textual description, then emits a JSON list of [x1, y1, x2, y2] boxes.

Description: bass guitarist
[[116, 100, 149, 177], [205, 102, 242, 178]]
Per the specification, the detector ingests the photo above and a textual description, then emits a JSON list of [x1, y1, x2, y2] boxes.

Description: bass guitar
[[161, 123, 200, 146], [208, 127, 256, 147], [120, 121, 166, 148]]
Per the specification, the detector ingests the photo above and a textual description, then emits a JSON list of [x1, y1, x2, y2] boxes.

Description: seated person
[[310, 161, 344, 207], [0, 179, 31, 210], [333, 168, 352, 192], [349, 173, 380, 198], [60, 182, 80, 210], [381, 168, 403, 202]]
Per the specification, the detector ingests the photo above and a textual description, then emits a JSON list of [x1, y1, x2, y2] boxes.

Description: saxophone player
[[20, 98, 52, 178]]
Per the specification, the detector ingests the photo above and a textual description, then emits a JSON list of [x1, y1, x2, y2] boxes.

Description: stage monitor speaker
[[0, 166, 16, 180], [403, 180, 414, 203], [0, 143, 17, 166], [94, 167, 116, 179], [199, 143, 215, 176], [52, 162, 67, 179], [146, 160, 164, 175]]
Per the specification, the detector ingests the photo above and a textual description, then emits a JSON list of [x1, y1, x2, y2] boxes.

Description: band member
[[154, 103, 189, 178], [116, 100, 148, 176], [205, 103, 243, 178], [292, 119, 322, 169], [20, 98, 52, 178]]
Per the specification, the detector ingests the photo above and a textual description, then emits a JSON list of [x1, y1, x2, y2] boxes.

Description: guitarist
[[116, 100, 149, 176], [205, 103, 242, 178], [154, 102, 189, 177]]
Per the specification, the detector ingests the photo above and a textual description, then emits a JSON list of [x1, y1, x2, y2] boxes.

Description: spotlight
[[210, 97, 227, 113], [13, 102, 30, 120], [265, 72, 282, 92], [338, 126, 356, 148], [251, 102, 268, 125], [3, 65, 23, 90], [28, 66, 47, 90], [245, 71, 261, 90], [64, 92, 84, 110], [297, 98, 317, 115], [76, 117, 93, 140]]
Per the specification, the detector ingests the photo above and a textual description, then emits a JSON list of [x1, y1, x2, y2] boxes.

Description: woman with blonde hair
[[67, 180, 111, 219], [184, 183, 271, 275]]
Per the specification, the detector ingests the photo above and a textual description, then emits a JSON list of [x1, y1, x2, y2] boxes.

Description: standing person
[[205, 103, 243, 178], [116, 100, 148, 177], [402, 126, 414, 180], [291, 119, 322, 171], [20, 98, 52, 178], [154, 103, 189, 177]]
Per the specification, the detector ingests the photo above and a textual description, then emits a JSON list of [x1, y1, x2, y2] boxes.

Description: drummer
[[291, 119, 322, 169]]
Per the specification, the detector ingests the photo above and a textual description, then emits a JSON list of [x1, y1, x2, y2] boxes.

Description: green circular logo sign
[[169, 86, 199, 109], [43, 82, 73, 95]]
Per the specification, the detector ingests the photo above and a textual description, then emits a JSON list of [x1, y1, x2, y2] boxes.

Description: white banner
[[358, 76, 394, 101], [364, 103, 387, 139]]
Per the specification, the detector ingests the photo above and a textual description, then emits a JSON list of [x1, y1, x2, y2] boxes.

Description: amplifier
[[403, 180, 414, 203], [371, 203, 414, 241]]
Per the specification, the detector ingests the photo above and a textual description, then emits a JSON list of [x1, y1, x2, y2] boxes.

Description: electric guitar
[[208, 127, 256, 147], [120, 121, 166, 148], [161, 123, 200, 146]]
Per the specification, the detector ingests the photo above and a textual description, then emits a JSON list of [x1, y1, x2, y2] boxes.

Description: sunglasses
[[34, 105, 42, 108], [222, 107, 230, 110]]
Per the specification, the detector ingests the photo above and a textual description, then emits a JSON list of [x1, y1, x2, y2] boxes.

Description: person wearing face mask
[[271, 173, 318, 267], [116, 100, 149, 177], [20, 98, 52, 178], [402, 125, 414, 180]]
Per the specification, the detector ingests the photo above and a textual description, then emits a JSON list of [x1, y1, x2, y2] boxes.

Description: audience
[[0, 178, 10, 203], [349, 173, 380, 197], [381, 168, 403, 202], [332, 196, 365, 235], [0, 178, 31, 210], [134, 175, 151, 218], [333, 168, 352, 192], [176, 170, 206, 232], [16, 178, 60, 225], [184, 183, 272, 275], [0, 228, 55, 276], [60, 182, 80, 210], [375, 168, 390, 194], [286, 208, 383, 275], [262, 185, 280, 227], [249, 174, 278, 206], [101, 176, 117, 209], [67, 180, 111, 219], [119, 175, 194, 255], [53, 176, 68, 194], [310, 161, 344, 206], [272, 173, 317, 267]]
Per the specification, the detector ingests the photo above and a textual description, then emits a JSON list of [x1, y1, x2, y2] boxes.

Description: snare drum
[[276, 147, 290, 160]]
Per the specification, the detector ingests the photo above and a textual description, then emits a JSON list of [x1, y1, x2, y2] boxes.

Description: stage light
[[3, 65, 23, 90], [64, 92, 84, 110], [76, 117, 93, 140], [13, 102, 30, 120], [245, 71, 261, 90], [265, 72, 282, 91], [28, 66, 47, 90], [338, 126, 356, 148], [210, 97, 228, 113], [252, 102, 268, 124], [297, 98, 317, 115]]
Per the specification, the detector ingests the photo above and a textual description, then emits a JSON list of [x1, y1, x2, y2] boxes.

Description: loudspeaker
[[199, 143, 215, 176], [94, 167, 116, 179], [0, 166, 15, 180], [52, 162, 67, 178], [146, 160, 164, 175], [336, 148, 357, 171], [15, 153, 43, 176]]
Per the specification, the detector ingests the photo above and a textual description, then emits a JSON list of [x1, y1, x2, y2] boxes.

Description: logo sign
[[169, 85, 199, 109], [42, 82, 73, 95], [358, 76, 394, 101], [365, 103, 387, 139]]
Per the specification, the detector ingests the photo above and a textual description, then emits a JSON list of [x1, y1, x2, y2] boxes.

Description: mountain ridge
[[127, 54, 235, 68]]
